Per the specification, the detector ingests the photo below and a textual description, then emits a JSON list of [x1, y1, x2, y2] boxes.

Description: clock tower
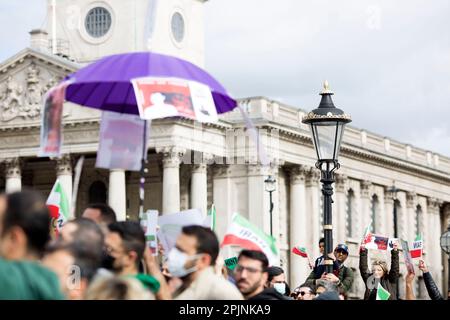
[[46, 0, 208, 67]]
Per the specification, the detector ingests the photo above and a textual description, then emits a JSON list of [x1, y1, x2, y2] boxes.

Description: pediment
[[0, 48, 100, 128]]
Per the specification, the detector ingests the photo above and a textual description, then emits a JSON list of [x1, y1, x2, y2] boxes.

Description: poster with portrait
[[39, 84, 68, 157], [96, 111, 148, 171], [131, 77, 218, 123], [132, 77, 196, 120]]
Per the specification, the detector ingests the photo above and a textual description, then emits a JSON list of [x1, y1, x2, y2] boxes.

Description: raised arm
[[388, 245, 400, 283], [359, 246, 371, 283]]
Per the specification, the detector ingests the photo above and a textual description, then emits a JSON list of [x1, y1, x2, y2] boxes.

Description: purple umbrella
[[62, 51, 237, 217], [65, 51, 236, 115]]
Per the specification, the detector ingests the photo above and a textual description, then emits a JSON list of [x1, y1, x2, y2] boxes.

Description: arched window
[[89, 180, 107, 204], [346, 189, 355, 237], [371, 194, 379, 233], [415, 205, 422, 236]]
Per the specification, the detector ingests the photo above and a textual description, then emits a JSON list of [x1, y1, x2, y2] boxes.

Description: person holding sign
[[359, 241, 400, 300], [418, 259, 444, 300]]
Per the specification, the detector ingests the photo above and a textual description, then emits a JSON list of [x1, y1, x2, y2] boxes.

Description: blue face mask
[[274, 282, 286, 295]]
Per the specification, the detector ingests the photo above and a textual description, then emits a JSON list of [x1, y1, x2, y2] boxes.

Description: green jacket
[[0, 258, 64, 300], [304, 263, 355, 293]]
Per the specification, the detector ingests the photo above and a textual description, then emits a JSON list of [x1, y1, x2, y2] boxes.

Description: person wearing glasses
[[292, 284, 316, 300], [234, 250, 290, 300], [304, 243, 355, 294]]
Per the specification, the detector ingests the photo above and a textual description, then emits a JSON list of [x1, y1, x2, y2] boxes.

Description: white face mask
[[274, 282, 286, 295], [167, 247, 201, 278]]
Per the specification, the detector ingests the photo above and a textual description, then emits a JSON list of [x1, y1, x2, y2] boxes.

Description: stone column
[[247, 163, 272, 235], [212, 164, 233, 241], [384, 188, 395, 238], [108, 169, 126, 221], [4, 158, 22, 193], [288, 165, 309, 288], [305, 167, 321, 259], [406, 192, 417, 240], [157, 147, 185, 215], [56, 154, 73, 218], [360, 180, 372, 232], [334, 174, 347, 245], [427, 197, 444, 291], [190, 154, 212, 217]]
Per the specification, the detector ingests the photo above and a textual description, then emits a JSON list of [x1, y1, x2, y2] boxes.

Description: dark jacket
[[423, 271, 444, 300], [314, 291, 340, 300], [304, 261, 354, 293], [359, 248, 399, 300], [248, 288, 292, 301]]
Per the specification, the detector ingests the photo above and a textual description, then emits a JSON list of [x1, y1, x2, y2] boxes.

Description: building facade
[[0, 0, 449, 299]]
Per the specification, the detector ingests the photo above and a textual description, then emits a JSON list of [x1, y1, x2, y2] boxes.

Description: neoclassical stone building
[[0, 0, 449, 299]]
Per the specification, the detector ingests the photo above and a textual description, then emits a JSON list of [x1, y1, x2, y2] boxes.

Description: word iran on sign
[[221, 213, 279, 266]]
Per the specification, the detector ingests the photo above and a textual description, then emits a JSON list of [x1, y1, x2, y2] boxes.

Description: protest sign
[[157, 209, 204, 254], [132, 77, 217, 123], [140, 210, 159, 256], [401, 239, 415, 274], [96, 111, 148, 171], [224, 257, 238, 270], [39, 82, 70, 157]]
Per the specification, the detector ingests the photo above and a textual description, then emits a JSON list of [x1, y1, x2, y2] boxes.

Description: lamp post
[[440, 225, 450, 297], [387, 185, 400, 299], [302, 81, 351, 273], [264, 175, 276, 237]]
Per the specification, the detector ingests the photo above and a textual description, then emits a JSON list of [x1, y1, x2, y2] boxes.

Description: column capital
[[335, 173, 348, 193], [305, 167, 320, 187], [157, 146, 186, 168], [247, 163, 271, 176], [427, 197, 443, 213], [360, 180, 372, 198], [287, 165, 308, 185], [406, 191, 417, 208], [192, 152, 213, 174], [55, 154, 72, 176], [212, 164, 232, 179], [3, 158, 22, 179]]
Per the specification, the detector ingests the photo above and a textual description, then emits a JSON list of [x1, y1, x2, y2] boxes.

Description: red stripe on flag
[[292, 247, 308, 258], [410, 249, 422, 259], [221, 234, 263, 252], [47, 205, 59, 219]]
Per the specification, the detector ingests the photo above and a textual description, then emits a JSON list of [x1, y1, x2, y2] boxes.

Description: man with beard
[[235, 250, 289, 300], [104, 221, 160, 295], [304, 243, 354, 294]]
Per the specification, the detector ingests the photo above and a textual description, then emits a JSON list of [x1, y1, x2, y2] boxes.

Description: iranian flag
[[203, 204, 216, 232], [292, 246, 308, 258], [46, 179, 70, 237], [376, 282, 391, 300], [410, 234, 423, 259], [221, 213, 279, 266]]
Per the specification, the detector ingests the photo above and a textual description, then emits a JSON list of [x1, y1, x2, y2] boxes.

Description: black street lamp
[[302, 81, 351, 273], [264, 175, 276, 237], [440, 225, 450, 297], [387, 184, 400, 299]]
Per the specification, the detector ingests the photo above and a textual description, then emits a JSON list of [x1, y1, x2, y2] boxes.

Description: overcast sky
[[1, 0, 449, 157]]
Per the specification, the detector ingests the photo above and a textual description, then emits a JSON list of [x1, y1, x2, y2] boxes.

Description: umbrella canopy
[[65, 51, 236, 115]]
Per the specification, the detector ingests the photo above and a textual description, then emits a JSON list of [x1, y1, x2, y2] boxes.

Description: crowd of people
[[0, 190, 447, 300]]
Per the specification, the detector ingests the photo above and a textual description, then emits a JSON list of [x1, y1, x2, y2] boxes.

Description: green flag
[[207, 204, 216, 232], [376, 282, 390, 300]]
